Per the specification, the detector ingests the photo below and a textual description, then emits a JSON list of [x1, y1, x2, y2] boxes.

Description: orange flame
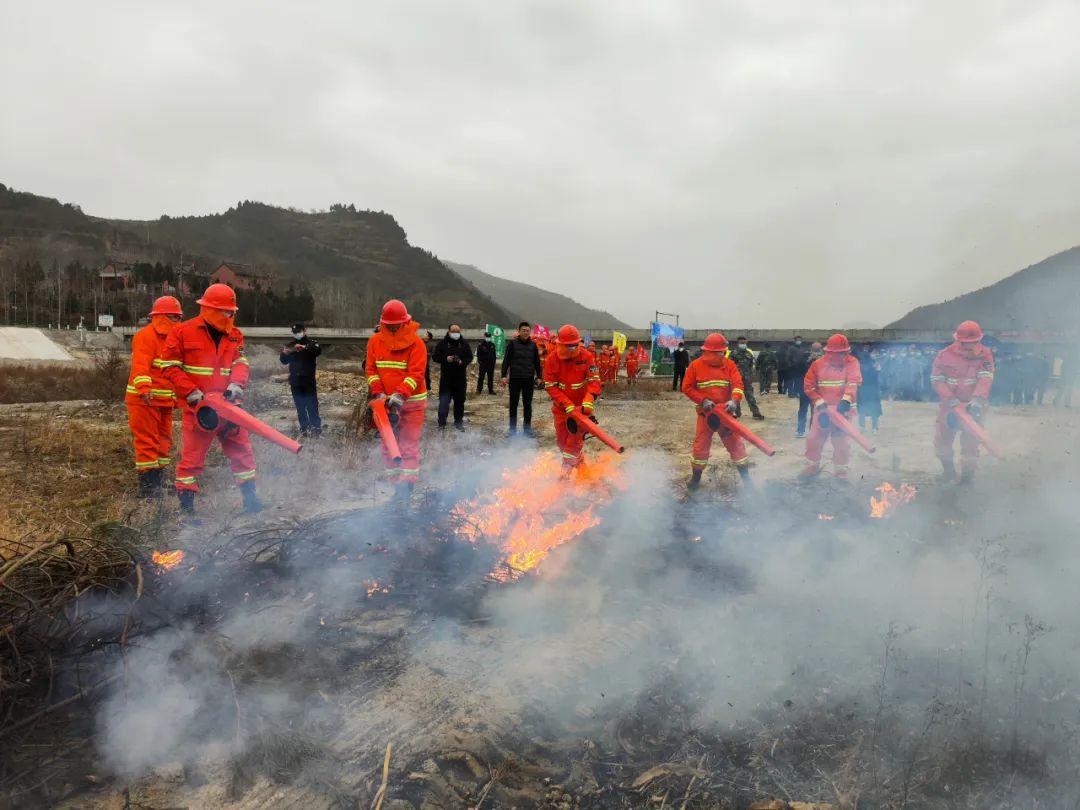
[[151, 550, 185, 570], [365, 580, 391, 598], [452, 451, 625, 580], [869, 482, 917, 519]]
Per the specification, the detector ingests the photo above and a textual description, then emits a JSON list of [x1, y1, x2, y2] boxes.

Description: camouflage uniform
[[729, 345, 764, 418], [755, 346, 778, 394]]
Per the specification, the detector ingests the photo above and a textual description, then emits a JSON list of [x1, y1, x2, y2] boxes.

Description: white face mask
[[293, 332, 304, 339], [738, 344, 747, 350], [450, 333, 461, 341]]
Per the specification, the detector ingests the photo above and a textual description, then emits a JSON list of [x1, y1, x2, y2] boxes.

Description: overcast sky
[[3, 1, 1080, 328]]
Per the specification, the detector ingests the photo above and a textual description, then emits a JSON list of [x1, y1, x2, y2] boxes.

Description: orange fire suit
[[162, 316, 256, 492], [625, 353, 640, 383], [125, 318, 177, 472], [804, 354, 862, 475], [682, 355, 747, 470], [365, 321, 428, 484], [931, 342, 995, 473], [544, 348, 602, 468]]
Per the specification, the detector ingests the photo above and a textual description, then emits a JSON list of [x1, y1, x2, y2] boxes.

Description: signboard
[[98, 314, 114, 328], [649, 321, 685, 375], [485, 324, 507, 359]]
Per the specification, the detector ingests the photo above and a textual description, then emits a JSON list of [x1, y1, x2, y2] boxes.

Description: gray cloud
[[3, 1, 1080, 327]]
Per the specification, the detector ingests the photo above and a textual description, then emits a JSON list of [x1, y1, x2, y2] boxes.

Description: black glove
[[818, 411, 831, 429], [837, 399, 852, 414], [967, 400, 985, 420]]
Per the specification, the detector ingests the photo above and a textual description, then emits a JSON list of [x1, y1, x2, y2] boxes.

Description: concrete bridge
[[114, 325, 1076, 348]]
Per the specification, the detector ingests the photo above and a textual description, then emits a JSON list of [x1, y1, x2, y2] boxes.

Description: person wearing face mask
[[786, 335, 810, 398], [930, 321, 995, 484], [162, 283, 261, 514], [681, 333, 750, 489], [126, 296, 183, 499], [729, 337, 764, 420], [432, 324, 473, 430], [543, 324, 602, 471], [365, 299, 428, 496], [280, 322, 322, 437], [476, 332, 497, 395], [800, 333, 862, 481], [755, 343, 777, 394]]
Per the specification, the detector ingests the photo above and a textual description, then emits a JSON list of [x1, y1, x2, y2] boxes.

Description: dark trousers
[[477, 363, 495, 393], [290, 380, 321, 432], [759, 370, 774, 393], [797, 391, 812, 434], [508, 377, 535, 428], [777, 369, 788, 395], [672, 368, 686, 390], [438, 379, 467, 426]]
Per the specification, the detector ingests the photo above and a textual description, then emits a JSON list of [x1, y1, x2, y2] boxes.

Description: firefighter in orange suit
[[624, 349, 640, 385], [682, 333, 749, 489], [931, 320, 995, 484], [365, 299, 428, 497], [801, 333, 862, 480], [162, 283, 261, 514], [126, 296, 182, 498], [543, 324, 603, 470]]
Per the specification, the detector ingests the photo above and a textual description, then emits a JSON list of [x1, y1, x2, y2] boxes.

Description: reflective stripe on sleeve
[[181, 364, 213, 376], [375, 360, 408, 369], [403, 377, 418, 390]]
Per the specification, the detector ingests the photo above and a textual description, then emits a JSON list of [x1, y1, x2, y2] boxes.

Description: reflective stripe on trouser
[[552, 407, 585, 466], [174, 409, 257, 492], [934, 403, 982, 471], [381, 403, 424, 484], [804, 410, 851, 468], [692, 412, 748, 469], [127, 401, 174, 472]]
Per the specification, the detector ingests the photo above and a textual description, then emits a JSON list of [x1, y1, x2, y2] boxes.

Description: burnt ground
[[3, 361, 1079, 808]]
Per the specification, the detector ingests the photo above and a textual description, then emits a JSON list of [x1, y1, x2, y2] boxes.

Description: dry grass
[[0, 406, 134, 545], [0, 349, 127, 404]]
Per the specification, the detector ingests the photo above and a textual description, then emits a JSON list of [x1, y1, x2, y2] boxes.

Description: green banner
[[486, 324, 507, 359]]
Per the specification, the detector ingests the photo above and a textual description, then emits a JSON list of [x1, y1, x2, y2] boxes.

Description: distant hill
[[888, 246, 1080, 333], [0, 184, 518, 328], [446, 261, 633, 331]]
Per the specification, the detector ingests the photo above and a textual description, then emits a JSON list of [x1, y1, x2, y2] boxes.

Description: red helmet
[[380, 299, 411, 325], [702, 333, 728, 352], [825, 333, 851, 353], [196, 283, 238, 312], [556, 324, 581, 345], [954, 320, 984, 343], [150, 295, 183, 316]]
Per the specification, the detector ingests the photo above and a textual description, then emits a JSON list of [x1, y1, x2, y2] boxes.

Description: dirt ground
[[6, 362, 1079, 808]]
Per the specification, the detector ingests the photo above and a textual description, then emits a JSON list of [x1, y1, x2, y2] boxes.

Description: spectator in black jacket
[[501, 321, 543, 435], [476, 332, 498, 394], [279, 322, 322, 436], [433, 324, 472, 430], [671, 342, 690, 390]]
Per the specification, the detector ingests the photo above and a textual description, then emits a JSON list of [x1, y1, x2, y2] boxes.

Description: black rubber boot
[[137, 470, 157, 500], [240, 482, 264, 514], [958, 467, 975, 486], [737, 465, 753, 486], [178, 490, 196, 514], [688, 468, 703, 490], [393, 481, 415, 503]]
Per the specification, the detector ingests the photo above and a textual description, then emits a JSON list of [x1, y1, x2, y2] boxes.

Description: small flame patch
[[151, 550, 185, 570], [452, 450, 625, 580], [869, 482, 917, 519]]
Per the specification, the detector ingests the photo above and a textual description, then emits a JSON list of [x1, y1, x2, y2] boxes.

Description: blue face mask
[[450, 333, 461, 341]]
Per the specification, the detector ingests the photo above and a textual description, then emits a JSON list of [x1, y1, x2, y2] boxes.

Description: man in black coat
[[279, 322, 322, 436], [476, 332, 498, 394], [671, 341, 690, 390], [501, 321, 543, 435], [433, 324, 472, 430], [786, 336, 810, 399]]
